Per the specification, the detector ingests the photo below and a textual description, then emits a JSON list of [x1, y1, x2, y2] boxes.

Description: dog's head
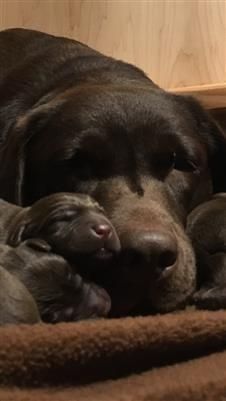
[[1, 83, 226, 316]]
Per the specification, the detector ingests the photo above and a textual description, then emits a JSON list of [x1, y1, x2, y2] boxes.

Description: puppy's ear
[[0, 99, 63, 205], [8, 223, 26, 246], [22, 239, 52, 253], [9, 220, 52, 252], [180, 96, 226, 193]]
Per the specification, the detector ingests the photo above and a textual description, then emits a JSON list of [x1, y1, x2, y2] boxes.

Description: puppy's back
[[0, 265, 40, 325], [187, 195, 226, 253]]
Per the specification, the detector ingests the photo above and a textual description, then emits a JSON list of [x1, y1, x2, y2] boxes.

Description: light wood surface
[[172, 83, 226, 109], [0, 0, 225, 90]]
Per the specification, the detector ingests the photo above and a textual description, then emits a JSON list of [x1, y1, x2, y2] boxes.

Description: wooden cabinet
[[0, 0, 225, 109]]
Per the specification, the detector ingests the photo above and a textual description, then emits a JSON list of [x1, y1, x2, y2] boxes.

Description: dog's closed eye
[[151, 151, 199, 178], [174, 156, 200, 174]]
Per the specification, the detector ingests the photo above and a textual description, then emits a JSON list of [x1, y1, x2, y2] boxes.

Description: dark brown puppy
[[0, 264, 40, 325], [0, 239, 111, 323], [0, 192, 120, 263], [0, 29, 226, 315], [187, 194, 226, 310], [0, 192, 118, 322]]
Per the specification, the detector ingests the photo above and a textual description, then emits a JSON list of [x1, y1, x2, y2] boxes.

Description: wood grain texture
[[173, 83, 226, 109], [0, 0, 225, 89]]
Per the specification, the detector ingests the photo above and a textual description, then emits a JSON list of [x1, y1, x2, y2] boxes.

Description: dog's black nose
[[123, 230, 178, 279]]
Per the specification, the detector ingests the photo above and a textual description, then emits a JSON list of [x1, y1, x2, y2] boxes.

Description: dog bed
[[0, 310, 226, 400]]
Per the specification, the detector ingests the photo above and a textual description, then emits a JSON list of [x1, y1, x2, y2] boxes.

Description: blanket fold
[[1, 310, 226, 400]]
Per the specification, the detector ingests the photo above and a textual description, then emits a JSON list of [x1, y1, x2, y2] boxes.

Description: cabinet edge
[[168, 83, 226, 110]]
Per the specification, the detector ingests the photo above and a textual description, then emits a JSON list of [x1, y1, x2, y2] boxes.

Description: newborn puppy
[[0, 193, 117, 322], [0, 264, 40, 325], [187, 193, 226, 309], [0, 192, 120, 266], [0, 239, 111, 323]]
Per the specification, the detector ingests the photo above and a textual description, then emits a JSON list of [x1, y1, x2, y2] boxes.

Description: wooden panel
[[172, 83, 226, 109], [0, 0, 225, 89]]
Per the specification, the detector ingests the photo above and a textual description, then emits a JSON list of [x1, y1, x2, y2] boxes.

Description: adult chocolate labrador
[[0, 28, 225, 316]]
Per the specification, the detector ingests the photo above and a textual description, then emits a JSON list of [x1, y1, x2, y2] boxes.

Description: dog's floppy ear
[[208, 117, 226, 193], [207, 108, 226, 193], [180, 95, 226, 193], [0, 99, 63, 205]]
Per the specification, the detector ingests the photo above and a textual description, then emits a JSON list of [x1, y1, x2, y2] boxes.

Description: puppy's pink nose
[[92, 224, 112, 240]]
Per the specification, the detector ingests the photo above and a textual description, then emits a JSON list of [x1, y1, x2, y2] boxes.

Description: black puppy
[[0, 239, 111, 323], [187, 194, 226, 309]]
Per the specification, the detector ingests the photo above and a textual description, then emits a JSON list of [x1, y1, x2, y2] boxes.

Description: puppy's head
[[187, 194, 226, 284], [187, 194, 226, 253], [2, 239, 111, 322], [186, 194, 226, 310], [1, 82, 226, 316], [8, 193, 120, 266]]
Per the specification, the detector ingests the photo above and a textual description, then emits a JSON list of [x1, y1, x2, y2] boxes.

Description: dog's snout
[[91, 224, 112, 240], [124, 230, 178, 279]]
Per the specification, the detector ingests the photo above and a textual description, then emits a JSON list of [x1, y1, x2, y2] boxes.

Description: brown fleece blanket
[[1, 310, 226, 400]]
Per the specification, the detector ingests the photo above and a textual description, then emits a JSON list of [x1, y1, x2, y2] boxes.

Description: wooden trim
[[169, 83, 226, 110]]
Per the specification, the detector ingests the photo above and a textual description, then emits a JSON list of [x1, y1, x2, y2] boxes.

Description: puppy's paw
[[48, 279, 111, 323], [84, 282, 111, 318]]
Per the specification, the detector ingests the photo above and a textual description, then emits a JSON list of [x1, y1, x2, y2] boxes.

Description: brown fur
[[0, 240, 111, 323], [0, 192, 120, 260], [0, 193, 119, 323], [0, 264, 40, 325], [0, 29, 226, 315], [187, 193, 226, 310]]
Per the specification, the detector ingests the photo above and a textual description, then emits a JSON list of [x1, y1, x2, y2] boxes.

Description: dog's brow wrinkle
[[137, 187, 144, 197], [128, 179, 144, 196]]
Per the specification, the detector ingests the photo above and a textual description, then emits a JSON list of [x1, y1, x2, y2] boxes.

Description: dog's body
[[0, 28, 226, 316], [187, 194, 226, 310]]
